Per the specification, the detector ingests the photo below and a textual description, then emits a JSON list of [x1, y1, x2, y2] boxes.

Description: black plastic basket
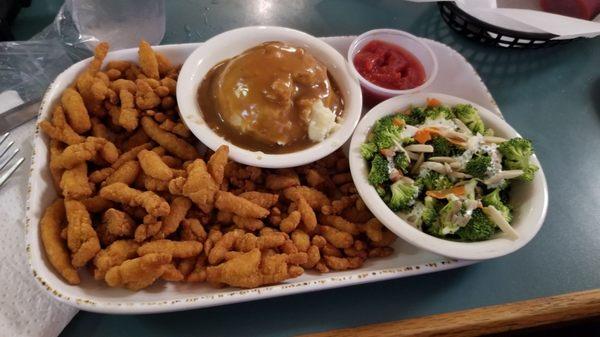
[[438, 2, 571, 49]]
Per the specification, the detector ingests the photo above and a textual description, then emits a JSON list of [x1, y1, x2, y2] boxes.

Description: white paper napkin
[[0, 95, 77, 337]]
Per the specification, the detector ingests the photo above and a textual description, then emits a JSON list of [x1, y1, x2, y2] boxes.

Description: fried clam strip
[[97, 208, 135, 244], [138, 149, 173, 180], [39, 105, 85, 145], [105, 253, 172, 290], [206, 248, 303, 288], [60, 88, 91, 134], [215, 191, 269, 219], [181, 159, 218, 213], [206, 145, 229, 185], [93, 240, 139, 280], [40, 199, 80, 284], [99, 182, 170, 217], [154, 196, 192, 239], [64, 200, 101, 268], [137, 240, 202, 258], [283, 186, 331, 209], [60, 162, 92, 200], [138, 40, 159, 79], [238, 191, 279, 209], [141, 117, 197, 161]]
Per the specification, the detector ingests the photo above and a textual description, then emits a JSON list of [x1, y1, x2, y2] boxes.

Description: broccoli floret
[[425, 105, 454, 120], [431, 136, 464, 157], [360, 142, 378, 160], [455, 208, 497, 241], [437, 199, 462, 234], [416, 171, 453, 191], [498, 137, 539, 182], [421, 196, 440, 226], [481, 188, 512, 222], [396, 106, 427, 126], [453, 104, 485, 134], [393, 152, 409, 173], [368, 154, 389, 186], [388, 179, 418, 211], [372, 116, 404, 149], [464, 155, 492, 179]]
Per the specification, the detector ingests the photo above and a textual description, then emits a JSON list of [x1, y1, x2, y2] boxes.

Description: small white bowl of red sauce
[[348, 29, 438, 104]]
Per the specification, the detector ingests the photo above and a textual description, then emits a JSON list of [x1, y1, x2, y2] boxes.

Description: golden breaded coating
[[208, 229, 244, 265], [238, 191, 279, 209], [301, 245, 321, 269], [215, 191, 269, 219], [232, 215, 264, 231], [39, 106, 85, 145], [40, 199, 80, 284], [363, 218, 383, 243], [137, 149, 173, 180], [109, 78, 137, 94], [89, 167, 115, 184], [297, 197, 317, 232], [80, 196, 114, 213], [291, 230, 310, 252], [65, 200, 101, 267], [60, 163, 92, 200], [206, 249, 302, 288], [137, 240, 202, 258], [93, 240, 139, 280], [51, 137, 105, 169], [138, 40, 159, 79], [155, 196, 192, 239], [279, 210, 301, 233], [111, 143, 152, 169], [104, 160, 140, 186], [141, 117, 197, 160], [100, 182, 170, 217], [61, 88, 91, 134], [100, 208, 135, 240], [118, 89, 139, 131], [105, 253, 171, 290], [161, 263, 185, 281], [265, 172, 300, 190], [181, 159, 218, 213], [49, 140, 64, 191], [283, 186, 330, 209], [135, 79, 161, 109], [155, 52, 173, 76], [324, 255, 364, 271], [207, 145, 229, 185], [320, 215, 360, 235], [319, 225, 354, 249], [134, 216, 162, 243]]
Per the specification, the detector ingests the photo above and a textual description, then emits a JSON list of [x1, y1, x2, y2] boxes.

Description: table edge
[[298, 288, 600, 337]]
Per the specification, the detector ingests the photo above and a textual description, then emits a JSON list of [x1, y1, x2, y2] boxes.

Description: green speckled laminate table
[[12, 1, 600, 336]]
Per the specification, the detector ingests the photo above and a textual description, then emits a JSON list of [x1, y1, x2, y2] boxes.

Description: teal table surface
[[12, 1, 600, 336]]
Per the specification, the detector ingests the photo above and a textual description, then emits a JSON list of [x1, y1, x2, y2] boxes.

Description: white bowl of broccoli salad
[[349, 93, 548, 260]]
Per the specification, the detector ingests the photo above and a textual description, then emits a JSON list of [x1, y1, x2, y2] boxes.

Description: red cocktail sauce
[[353, 40, 426, 90]]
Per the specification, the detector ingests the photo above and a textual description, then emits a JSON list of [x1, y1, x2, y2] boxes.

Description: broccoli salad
[[360, 100, 538, 241]]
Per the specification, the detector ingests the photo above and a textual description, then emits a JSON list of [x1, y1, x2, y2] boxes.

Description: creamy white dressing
[[399, 201, 425, 230]]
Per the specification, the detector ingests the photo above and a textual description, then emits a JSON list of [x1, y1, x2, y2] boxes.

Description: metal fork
[[0, 132, 24, 188]]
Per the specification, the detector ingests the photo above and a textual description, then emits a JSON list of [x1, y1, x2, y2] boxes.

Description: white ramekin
[[347, 29, 438, 101], [177, 26, 363, 168]]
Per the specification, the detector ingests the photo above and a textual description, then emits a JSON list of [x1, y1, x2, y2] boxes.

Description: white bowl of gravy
[[177, 26, 362, 168]]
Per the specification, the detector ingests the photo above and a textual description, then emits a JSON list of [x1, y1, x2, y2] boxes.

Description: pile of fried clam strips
[[38, 41, 397, 291]]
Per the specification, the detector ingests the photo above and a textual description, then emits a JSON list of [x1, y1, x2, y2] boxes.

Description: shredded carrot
[[426, 185, 466, 199], [427, 98, 442, 107], [414, 129, 432, 144]]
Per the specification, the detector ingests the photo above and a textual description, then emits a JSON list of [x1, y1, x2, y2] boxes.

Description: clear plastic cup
[[347, 29, 438, 105]]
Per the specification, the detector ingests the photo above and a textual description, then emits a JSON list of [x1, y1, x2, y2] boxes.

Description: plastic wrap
[[0, 0, 165, 114]]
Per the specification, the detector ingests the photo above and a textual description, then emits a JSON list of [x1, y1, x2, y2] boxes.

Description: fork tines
[[0, 132, 24, 188]]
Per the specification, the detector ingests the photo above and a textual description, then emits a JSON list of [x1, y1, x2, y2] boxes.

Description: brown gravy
[[197, 41, 344, 154]]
